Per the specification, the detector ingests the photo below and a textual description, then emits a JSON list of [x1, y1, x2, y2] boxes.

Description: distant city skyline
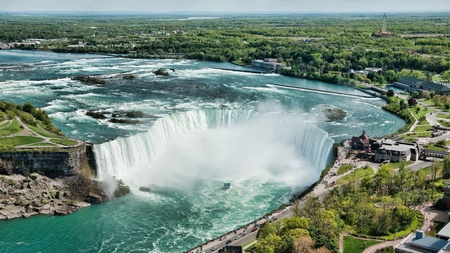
[[2, 0, 450, 14]]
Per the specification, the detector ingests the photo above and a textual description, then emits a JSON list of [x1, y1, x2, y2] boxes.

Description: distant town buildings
[[251, 58, 283, 73], [394, 76, 450, 95]]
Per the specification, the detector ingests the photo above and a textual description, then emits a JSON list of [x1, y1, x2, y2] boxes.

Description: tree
[[387, 89, 395, 97], [293, 236, 315, 253], [254, 234, 281, 253], [408, 98, 418, 107], [431, 160, 442, 181], [443, 155, 450, 179]]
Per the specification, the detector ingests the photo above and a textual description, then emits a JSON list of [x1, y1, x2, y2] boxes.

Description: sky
[[2, 0, 450, 14]]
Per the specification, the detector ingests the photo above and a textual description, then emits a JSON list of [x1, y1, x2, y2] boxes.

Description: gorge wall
[[0, 143, 97, 178]]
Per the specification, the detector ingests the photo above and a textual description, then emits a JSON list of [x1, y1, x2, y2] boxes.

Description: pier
[[267, 83, 375, 98]]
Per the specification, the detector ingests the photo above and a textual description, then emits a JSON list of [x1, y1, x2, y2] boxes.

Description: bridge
[[267, 83, 375, 98]]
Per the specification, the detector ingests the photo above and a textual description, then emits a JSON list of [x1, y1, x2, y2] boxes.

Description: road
[[189, 207, 294, 253]]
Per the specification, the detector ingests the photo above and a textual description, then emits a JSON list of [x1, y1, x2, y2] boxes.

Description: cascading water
[[94, 107, 334, 192]]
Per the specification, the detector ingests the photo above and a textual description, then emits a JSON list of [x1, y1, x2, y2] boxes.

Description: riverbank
[[0, 173, 91, 220]]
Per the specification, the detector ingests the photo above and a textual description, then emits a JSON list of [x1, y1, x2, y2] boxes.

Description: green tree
[[431, 160, 443, 181], [443, 155, 450, 179]]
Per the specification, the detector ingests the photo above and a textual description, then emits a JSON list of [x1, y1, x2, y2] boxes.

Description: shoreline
[[0, 173, 91, 220]]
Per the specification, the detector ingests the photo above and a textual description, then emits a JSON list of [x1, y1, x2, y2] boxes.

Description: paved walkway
[[362, 239, 403, 253]]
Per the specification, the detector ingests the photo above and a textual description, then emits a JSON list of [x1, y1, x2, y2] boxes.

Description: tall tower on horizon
[[379, 13, 391, 35]]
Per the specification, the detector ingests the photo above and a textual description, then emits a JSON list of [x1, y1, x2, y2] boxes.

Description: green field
[[343, 236, 381, 253], [337, 166, 374, 185], [29, 123, 61, 138], [337, 164, 354, 175], [413, 125, 432, 133], [50, 138, 78, 146], [0, 119, 22, 136], [0, 136, 44, 147]]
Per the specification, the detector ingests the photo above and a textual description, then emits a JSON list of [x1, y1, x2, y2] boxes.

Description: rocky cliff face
[[0, 143, 129, 220], [0, 144, 96, 178]]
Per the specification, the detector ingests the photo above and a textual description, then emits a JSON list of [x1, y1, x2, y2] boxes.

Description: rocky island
[[0, 100, 129, 220]]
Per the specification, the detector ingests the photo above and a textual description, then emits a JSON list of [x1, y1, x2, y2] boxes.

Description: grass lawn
[[343, 236, 381, 253], [0, 120, 11, 128], [425, 145, 446, 151], [403, 132, 432, 142], [437, 114, 450, 119], [50, 138, 78, 146], [386, 161, 413, 170], [438, 120, 450, 128], [337, 166, 374, 185], [26, 142, 58, 147], [409, 106, 434, 121], [338, 164, 354, 175], [413, 125, 432, 132], [28, 123, 61, 138], [0, 119, 22, 136], [0, 136, 44, 147]]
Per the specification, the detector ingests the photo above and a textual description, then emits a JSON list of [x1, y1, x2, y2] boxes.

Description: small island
[[153, 68, 169, 76]]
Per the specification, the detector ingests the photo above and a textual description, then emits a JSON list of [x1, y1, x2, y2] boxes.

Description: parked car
[[226, 239, 232, 244], [211, 246, 217, 251]]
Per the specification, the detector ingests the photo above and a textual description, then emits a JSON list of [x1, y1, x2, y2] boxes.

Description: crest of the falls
[[94, 108, 334, 190]]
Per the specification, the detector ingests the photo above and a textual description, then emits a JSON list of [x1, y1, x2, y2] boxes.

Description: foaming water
[[95, 108, 333, 190]]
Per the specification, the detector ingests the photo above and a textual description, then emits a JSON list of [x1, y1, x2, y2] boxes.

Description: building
[[251, 58, 283, 73], [350, 131, 420, 162], [351, 130, 371, 150], [393, 76, 450, 95], [395, 230, 450, 253], [374, 140, 420, 163]]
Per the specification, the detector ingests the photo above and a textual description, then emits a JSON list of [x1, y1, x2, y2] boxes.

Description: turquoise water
[[0, 50, 404, 252]]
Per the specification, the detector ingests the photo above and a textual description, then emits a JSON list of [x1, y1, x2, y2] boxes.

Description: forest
[[0, 13, 449, 86]]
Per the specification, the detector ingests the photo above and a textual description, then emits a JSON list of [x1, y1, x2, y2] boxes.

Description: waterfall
[[94, 109, 334, 189]]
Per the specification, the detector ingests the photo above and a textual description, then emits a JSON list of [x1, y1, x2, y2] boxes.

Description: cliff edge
[[0, 143, 129, 220]]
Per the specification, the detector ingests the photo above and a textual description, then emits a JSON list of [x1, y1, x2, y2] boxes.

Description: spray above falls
[[94, 107, 334, 192]]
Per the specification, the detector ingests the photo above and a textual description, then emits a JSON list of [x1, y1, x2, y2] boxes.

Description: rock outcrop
[[0, 143, 129, 220]]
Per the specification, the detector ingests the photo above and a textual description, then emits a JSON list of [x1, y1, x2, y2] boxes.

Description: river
[[0, 50, 404, 252]]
